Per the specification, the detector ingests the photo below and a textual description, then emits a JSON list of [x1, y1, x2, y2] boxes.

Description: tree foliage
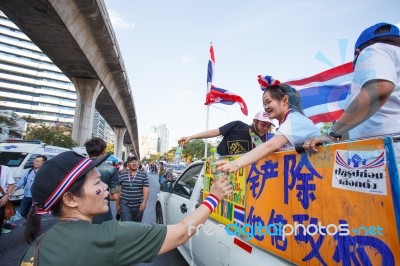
[[167, 139, 215, 163], [0, 114, 18, 128], [26, 125, 77, 148]]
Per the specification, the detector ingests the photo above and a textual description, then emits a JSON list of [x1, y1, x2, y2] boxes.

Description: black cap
[[31, 151, 109, 212]]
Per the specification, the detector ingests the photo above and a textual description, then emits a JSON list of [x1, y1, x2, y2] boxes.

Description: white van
[[0, 140, 70, 201]]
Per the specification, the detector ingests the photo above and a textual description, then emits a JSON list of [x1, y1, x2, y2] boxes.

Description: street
[[0, 172, 188, 266]]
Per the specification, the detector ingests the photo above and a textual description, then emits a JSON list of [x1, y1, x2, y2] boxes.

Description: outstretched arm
[[216, 135, 288, 173], [178, 128, 221, 144], [158, 177, 232, 254]]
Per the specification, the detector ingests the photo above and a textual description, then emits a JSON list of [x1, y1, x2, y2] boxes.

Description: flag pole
[[205, 42, 214, 158], [205, 99, 210, 158]]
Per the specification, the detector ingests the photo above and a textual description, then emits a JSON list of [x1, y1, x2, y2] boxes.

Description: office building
[[0, 11, 115, 144], [140, 124, 169, 156]]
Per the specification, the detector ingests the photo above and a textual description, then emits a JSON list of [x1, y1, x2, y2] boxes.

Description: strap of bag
[[34, 234, 45, 266]]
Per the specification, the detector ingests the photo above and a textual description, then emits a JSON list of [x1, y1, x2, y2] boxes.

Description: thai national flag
[[233, 205, 245, 226], [286, 62, 354, 124], [207, 43, 215, 86], [205, 85, 249, 116]]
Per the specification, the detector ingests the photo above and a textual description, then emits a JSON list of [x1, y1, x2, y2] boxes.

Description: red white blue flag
[[233, 205, 245, 226], [207, 43, 215, 87], [285, 62, 354, 124], [205, 85, 249, 116]]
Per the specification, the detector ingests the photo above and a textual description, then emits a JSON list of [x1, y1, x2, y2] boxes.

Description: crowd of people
[[0, 22, 398, 264]]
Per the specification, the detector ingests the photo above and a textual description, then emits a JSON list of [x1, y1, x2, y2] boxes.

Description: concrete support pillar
[[113, 126, 127, 160], [71, 78, 103, 146]]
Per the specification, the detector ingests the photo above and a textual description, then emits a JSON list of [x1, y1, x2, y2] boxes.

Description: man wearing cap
[[119, 156, 149, 222], [304, 23, 400, 165], [179, 111, 277, 156]]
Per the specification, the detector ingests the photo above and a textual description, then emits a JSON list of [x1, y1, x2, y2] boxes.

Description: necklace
[[129, 171, 137, 187]]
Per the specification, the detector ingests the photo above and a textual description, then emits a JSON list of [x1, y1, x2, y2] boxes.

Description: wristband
[[202, 194, 220, 213], [327, 125, 342, 140]]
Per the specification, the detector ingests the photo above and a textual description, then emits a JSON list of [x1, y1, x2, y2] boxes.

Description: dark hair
[[36, 155, 47, 161], [84, 137, 107, 157], [23, 175, 87, 244], [263, 84, 305, 115], [127, 156, 138, 162]]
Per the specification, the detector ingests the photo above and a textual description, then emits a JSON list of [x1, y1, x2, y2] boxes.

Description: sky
[[103, 0, 400, 150]]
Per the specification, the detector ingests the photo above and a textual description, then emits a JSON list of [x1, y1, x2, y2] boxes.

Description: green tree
[[0, 113, 23, 139], [106, 143, 114, 154], [0, 114, 18, 128], [26, 125, 77, 148], [169, 140, 215, 163]]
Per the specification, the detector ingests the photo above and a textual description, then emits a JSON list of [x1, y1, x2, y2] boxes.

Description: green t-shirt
[[19, 220, 167, 266]]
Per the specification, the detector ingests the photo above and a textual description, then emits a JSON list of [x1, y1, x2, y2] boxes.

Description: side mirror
[[160, 180, 173, 192]]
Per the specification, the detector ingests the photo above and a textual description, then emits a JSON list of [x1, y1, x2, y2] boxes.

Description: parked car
[[164, 163, 187, 181]]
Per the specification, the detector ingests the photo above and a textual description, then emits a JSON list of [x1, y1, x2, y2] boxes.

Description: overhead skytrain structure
[[0, 0, 139, 158]]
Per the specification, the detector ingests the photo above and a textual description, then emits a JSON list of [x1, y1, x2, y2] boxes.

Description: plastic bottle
[[209, 147, 224, 181], [250, 132, 263, 147], [174, 144, 183, 164]]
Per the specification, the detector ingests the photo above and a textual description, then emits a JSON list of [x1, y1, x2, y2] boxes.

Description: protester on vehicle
[[158, 161, 166, 184], [179, 111, 277, 156], [11, 155, 47, 219], [302, 22, 400, 164], [0, 165, 15, 236], [20, 151, 232, 265], [119, 156, 148, 222], [84, 137, 120, 224], [216, 76, 321, 172]]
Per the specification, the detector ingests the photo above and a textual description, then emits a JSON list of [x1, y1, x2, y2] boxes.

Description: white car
[[156, 160, 291, 266]]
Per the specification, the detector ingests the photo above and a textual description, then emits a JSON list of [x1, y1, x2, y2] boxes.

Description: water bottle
[[174, 144, 183, 164], [209, 147, 224, 181], [250, 132, 263, 147]]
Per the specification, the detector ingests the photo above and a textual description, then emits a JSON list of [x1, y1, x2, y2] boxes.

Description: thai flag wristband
[[202, 194, 220, 213]]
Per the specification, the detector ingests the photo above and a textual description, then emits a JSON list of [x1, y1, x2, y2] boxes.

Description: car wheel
[[156, 204, 163, 224]]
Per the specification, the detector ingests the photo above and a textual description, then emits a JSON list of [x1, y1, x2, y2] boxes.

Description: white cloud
[[181, 55, 195, 64], [108, 10, 134, 30], [396, 22, 400, 29]]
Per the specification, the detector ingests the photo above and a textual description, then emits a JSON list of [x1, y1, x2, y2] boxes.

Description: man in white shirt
[[306, 23, 400, 166]]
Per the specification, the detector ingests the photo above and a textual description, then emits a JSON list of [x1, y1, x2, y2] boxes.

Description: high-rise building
[[0, 11, 115, 144], [139, 124, 169, 156], [92, 110, 115, 144]]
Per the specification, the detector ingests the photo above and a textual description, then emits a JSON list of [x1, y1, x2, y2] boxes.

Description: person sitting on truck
[[302, 23, 400, 166], [20, 151, 232, 265], [84, 137, 121, 224], [178, 111, 277, 156], [10, 155, 47, 220], [216, 76, 321, 173]]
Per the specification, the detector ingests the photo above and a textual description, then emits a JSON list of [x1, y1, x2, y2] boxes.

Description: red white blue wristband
[[202, 194, 219, 212]]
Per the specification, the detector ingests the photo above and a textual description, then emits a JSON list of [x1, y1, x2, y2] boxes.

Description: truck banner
[[204, 137, 399, 265]]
